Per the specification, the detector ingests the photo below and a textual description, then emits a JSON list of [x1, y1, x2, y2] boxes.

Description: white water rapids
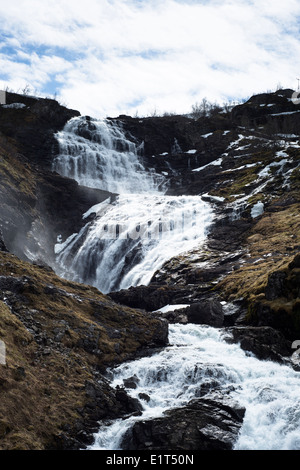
[[52, 116, 300, 451], [89, 323, 300, 451]]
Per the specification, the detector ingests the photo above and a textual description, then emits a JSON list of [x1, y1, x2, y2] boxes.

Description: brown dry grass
[[0, 251, 164, 449], [218, 203, 300, 301]]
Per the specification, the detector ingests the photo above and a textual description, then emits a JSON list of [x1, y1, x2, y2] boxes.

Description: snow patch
[[153, 304, 190, 313], [270, 110, 300, 116], [251, 201, 264, 218], [202, 193, 225, 202], [258, 158, 290, 178], [54, 232, 79, 255], [83, 199, 113, 219], [2, 103, 26, 109], [193, 158, 223, 172], [223, 162, 259, 173]]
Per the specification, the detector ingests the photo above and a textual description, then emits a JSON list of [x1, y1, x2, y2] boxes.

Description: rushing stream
[[52, 116, 300, 451], [88, 323, 300, 451]]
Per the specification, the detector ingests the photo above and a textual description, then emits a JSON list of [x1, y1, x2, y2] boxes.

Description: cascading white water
[[53, 117, 163, 194], [89, 323, 300, 451], [52, 115, 300, 451], [55, 193, 213, 293], [53, 116, 213, 293]]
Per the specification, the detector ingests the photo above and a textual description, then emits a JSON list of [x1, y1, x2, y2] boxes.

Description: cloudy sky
[[1, 0, 300, 117]]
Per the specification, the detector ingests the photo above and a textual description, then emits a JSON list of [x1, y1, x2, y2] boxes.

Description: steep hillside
[[0, 244, 167, 450]]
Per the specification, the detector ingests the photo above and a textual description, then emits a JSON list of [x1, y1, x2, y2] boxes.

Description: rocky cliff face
[[0, 88, 299, 450], [0, 95, 115, 264]]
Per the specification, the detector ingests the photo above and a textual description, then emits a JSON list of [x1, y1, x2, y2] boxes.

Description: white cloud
[[0, 0, 300, 116]]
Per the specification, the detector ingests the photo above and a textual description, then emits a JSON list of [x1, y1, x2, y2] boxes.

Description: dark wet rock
[[265, 271, 288, 300], [35, 173, 116, 264], [121, 394, 245, 450], [1, 92, 80, 169], [222, 300, 246, 327], [246, 254, 300, 338], [123, 375, 140, 389], [226, 326, 291, 362], [109, 284, 175, 312], [0, 275, 31, 295], [186, 299, 224, 327], [110, 277, 225, 316], [265, 255, 300, 301], [155, 306, 189, 324], [289, 253, 300, 269], [244, 300, 300, 341], [138, 393, 150, 402], [147, 317, 169, 347], [54, 378, 144, 450], [115, 386, 143, 415], [206, 218, 253, 252], [0, 230, 8, 252]]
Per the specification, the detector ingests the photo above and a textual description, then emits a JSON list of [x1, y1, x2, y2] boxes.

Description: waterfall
[[53, 116, 164, 194], [89, 324, 300, 451], [53, 116, 213, 293]]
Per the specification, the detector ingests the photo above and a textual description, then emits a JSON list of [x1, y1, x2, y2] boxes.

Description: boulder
[[186, 299, 224, 327], [114, 386, 143, 415], [123, 375, 140, 389], [226, 326, 291, 362], [121, 394, 245, 450], [109, 284, 174, 311]]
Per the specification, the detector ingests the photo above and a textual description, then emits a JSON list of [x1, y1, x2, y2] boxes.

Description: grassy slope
[[0, 251, 166, 450], [212, 139, 300, 336]]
